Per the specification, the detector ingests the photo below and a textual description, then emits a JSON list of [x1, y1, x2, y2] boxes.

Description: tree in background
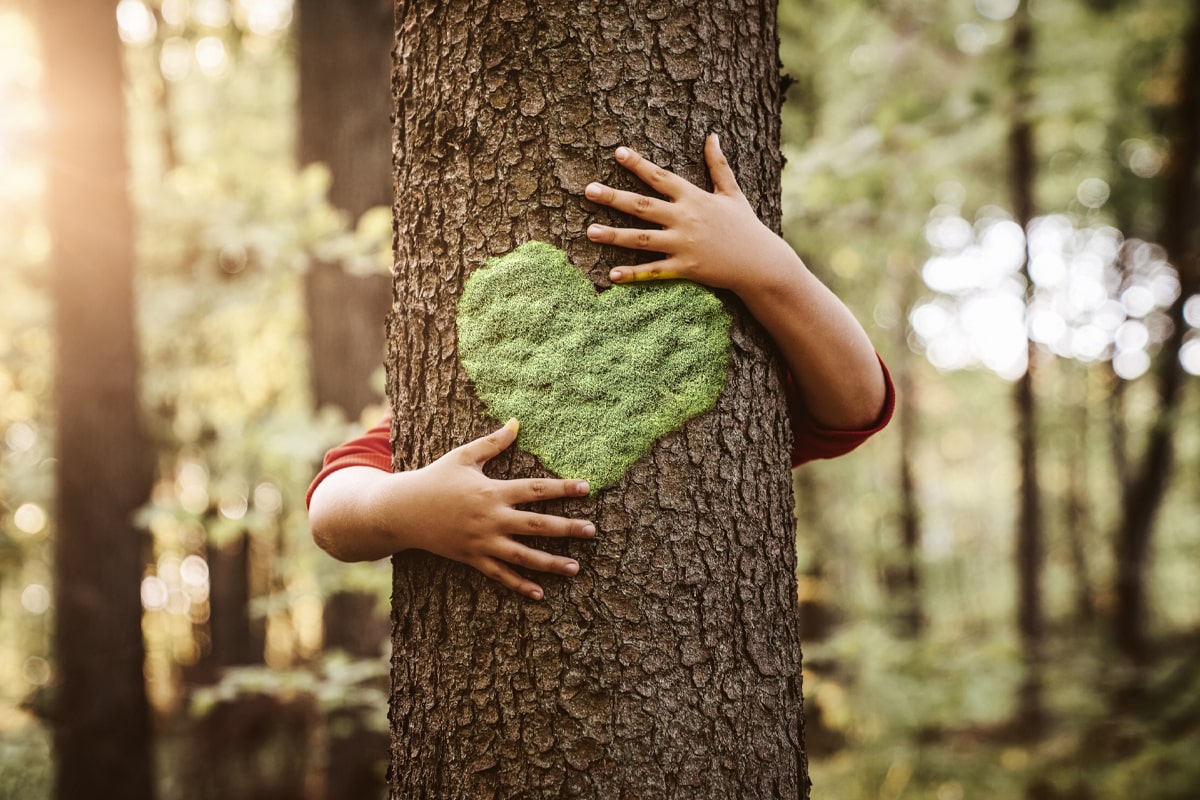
[[387, 0, 808, 795], [38, 1, 156, 798], [298, 0, 393, 421], [1007, 0, 1047, 734], [1113, 2, 1200, 667], [296, 1, 394, 797]]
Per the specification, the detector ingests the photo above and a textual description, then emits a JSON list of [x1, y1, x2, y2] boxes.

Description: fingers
[[497, 541, 581, 577], [473, 543, 582, 602], [586, 222, 673, 254], [612, 146, 689, 198], [502, 477, 592, 504], [584, 182, 672, 223], [705, 133, 742, 196], [504, 508, 597, 539], [608, 258, 683, 284], [459, 418, 519, 466], [473, 556, 548, 601]]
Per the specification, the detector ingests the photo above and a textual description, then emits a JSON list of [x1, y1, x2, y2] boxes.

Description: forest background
[[1, 0, 1198, 798]]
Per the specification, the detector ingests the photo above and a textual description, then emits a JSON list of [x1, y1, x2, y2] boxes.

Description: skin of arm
[[308, 419, 595, 600], [584, 134, 887, 431]]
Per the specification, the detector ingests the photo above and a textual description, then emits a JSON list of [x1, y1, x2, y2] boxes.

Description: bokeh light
[[21, 583, 51, 614], [4, 421, 37, 452], [912, 207, 1181, 381], [13, 502, 47, 535], [141, 575, 169, 611], [116, 0, 157, 46]]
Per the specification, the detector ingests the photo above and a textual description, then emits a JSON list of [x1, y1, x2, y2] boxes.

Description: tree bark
[[39, 2, 156, 798], [1009, 2, 1046, 734], [387, 2, 807, 797], [1113, 2, 1200, 665]]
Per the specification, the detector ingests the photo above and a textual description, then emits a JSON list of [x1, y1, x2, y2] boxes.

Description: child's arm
[[584, 134, 888, 432], [308, 419, 595, 601]]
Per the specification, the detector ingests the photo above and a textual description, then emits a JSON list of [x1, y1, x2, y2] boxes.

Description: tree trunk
[[893, 268, 923, 638], [39, 2, 156, 799], [1009, 2, 1046, 734], [387, 2, 807, 797], [205, 531, 261, 670], [1063, 366, 1095, 625], [297, 0, 394, 418], [1113, 1, 1200, 665], [296, 5, 394, 798]]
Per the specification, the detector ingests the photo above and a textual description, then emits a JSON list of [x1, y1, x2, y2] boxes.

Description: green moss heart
[[457, 241, 732, 492]]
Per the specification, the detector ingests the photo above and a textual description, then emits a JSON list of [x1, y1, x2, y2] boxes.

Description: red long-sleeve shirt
[[307, 360, 894, 506]]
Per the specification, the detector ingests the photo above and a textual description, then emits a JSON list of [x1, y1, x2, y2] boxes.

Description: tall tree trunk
[[1009, 1, 1046, 734], [204, 531, 261, 670], [39, 2, 156, 799], [297, 0, 394, 419], [1113, 2, 1200, 665], [387, 2, 807, 797], [296, 4, 394, 798], [894, 265, 923, 638], [1064, 365, 1095, 625]]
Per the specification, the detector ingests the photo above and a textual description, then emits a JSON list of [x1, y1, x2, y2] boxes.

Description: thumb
[[705, 133, 742, 196], [460, 418, 519, 466]]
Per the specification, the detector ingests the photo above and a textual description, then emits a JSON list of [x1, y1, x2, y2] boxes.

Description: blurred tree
[[296, 2, 393, 796], [297, 0, 393, 420], [386, 0, 809, 796], [1113, 2, 1200, 666], [1008, 0, 1046, 735], [892, 267, 924, 637], [37, 1, 156, 798]]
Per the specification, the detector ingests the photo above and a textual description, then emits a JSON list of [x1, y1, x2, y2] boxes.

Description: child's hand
[[584, 133, 797, 300], [376, 419, 595, 601], [583, 133, 889, 432]]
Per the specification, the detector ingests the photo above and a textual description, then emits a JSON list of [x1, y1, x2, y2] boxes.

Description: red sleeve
[[305, 417, 392, 508], [307, 357, 895, 505], [788, 356, 895, 467]]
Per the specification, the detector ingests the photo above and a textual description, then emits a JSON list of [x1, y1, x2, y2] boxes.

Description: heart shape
[[457, 241, 732, 492]]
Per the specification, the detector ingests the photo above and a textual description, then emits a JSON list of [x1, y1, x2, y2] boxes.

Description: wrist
[[733, 242, 810, 313], [364, 469, 421, 555]]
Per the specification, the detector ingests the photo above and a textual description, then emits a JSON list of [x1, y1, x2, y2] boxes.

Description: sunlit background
[[2, 0, 1198, 798]]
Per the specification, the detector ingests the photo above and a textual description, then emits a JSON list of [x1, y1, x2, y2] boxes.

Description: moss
[[457, 241, 732, 492]]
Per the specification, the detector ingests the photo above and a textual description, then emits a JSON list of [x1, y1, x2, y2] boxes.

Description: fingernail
[[576, 481, 590, 495], [610, 269, 623, 281], [615, 146, 630, 161], [588, 224, 602, 238], [506, 418, 519, 432], [565, 561, 579, 575], [582, 523, 596, 536], [530, 588, 543, 601], [585, 183, 601, 199], [712, 132, 721, 149]]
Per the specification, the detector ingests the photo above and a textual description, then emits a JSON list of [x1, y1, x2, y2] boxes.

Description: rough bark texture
[[1009, 3, 1046, 734], [1113, 2, 1200, 665], [298, 0, 394, 418], [40, 2, 156, 798], [387, 1, 806, 797]]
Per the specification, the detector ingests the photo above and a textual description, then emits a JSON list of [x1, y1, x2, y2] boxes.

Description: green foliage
[[0, 722, 50, 800], [457, 241, 732, 491], [190, 652, 388, 732]]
